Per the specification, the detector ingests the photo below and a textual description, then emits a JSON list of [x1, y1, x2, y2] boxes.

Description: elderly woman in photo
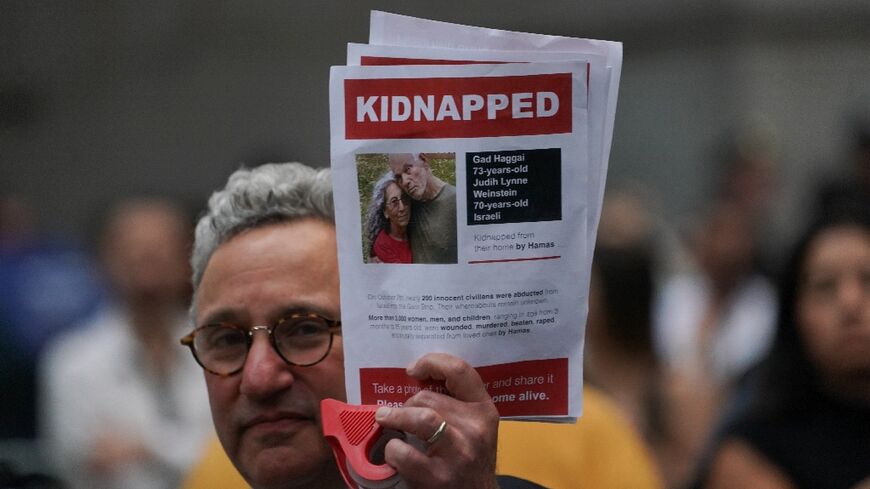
[[365, 171, 412, 263]]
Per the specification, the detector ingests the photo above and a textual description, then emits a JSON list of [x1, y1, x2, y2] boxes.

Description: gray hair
[[190, 162, 333, 290], [363, 171, 398, 256]]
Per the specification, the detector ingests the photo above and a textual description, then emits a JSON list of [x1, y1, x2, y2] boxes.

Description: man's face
[[194, 219, 346, 489], [388, 153, 429, 201]]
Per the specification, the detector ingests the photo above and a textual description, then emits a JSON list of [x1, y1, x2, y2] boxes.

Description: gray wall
[[3, 1, 869, 248]]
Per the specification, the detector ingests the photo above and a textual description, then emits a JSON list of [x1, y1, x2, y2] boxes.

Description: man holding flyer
[[183, 162, 500, 489], [179, 11, 653, 489], [181, 162, 662, 489], [388, 152, 458, 264]]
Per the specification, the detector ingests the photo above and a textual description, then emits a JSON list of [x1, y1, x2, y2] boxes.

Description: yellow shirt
[[496, 387, 664, 489], [183, 386, 663, 489]]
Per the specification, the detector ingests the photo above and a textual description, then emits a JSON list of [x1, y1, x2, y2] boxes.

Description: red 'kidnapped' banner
[[344, 73, 573, 140]]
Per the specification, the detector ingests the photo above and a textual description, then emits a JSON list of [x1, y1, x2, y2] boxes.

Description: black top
[[497, 475, 548, 489], [724, 390, 870, 489]]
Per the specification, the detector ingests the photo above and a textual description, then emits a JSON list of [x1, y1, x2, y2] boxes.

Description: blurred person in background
[[696, 200, 870, 489], [714, 116, 783, 273], [585, 191, 663, 434], [587, 189, 697, 487], [586, 242, 659, 436], [586, 241, 675, 484], [0, 195, 104, 445], [654, 198, 778, 488], [816, 115, 870, 221], [39, 198, 212, 489], [715, 117, 779, 227]]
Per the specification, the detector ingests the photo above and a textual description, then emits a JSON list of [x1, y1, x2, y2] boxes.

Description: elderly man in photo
[[388, 153, 457, 264], [182, 162, 499, 489]]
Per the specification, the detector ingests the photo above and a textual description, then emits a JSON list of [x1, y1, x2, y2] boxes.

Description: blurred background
[[2, 1, 869, 488], [3, 1, 869, 244]]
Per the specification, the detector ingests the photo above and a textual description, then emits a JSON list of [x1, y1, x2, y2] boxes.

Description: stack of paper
[[330, 11, 622, 421]]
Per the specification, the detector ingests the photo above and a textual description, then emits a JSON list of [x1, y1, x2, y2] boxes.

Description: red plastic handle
[[321, 398, 399, 488]]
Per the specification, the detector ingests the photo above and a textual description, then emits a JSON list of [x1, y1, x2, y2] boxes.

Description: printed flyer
[[368, 10, 623, 250], [345, 42, 610, 269], [329, 14, 621, 421]]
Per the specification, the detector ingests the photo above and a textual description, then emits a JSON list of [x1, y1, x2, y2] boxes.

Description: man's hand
[[375, 353, 500, 489]]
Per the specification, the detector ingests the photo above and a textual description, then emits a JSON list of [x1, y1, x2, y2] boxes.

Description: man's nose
[[239, 331, 295, 399]]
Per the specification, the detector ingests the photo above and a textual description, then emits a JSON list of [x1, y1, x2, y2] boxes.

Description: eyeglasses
[[180, 312, 342, 376], [386, 194, 410, 210]]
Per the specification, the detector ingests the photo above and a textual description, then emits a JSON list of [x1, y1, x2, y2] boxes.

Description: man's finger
[[406, 353, 490, 402], [383, 438, 450, 488], [376, 406, 447, 444]]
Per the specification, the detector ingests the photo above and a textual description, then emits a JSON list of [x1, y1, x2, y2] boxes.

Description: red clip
[[321, 398, 401, 489]]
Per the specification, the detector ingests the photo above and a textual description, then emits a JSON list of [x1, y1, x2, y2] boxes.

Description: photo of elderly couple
[[358, 152, 458, 264]]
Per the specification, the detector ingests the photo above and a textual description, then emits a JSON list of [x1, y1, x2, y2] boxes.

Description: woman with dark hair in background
[[698, 202, 870, 489], [364, 172, 412, 263], [585, 244, 661, 436]]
